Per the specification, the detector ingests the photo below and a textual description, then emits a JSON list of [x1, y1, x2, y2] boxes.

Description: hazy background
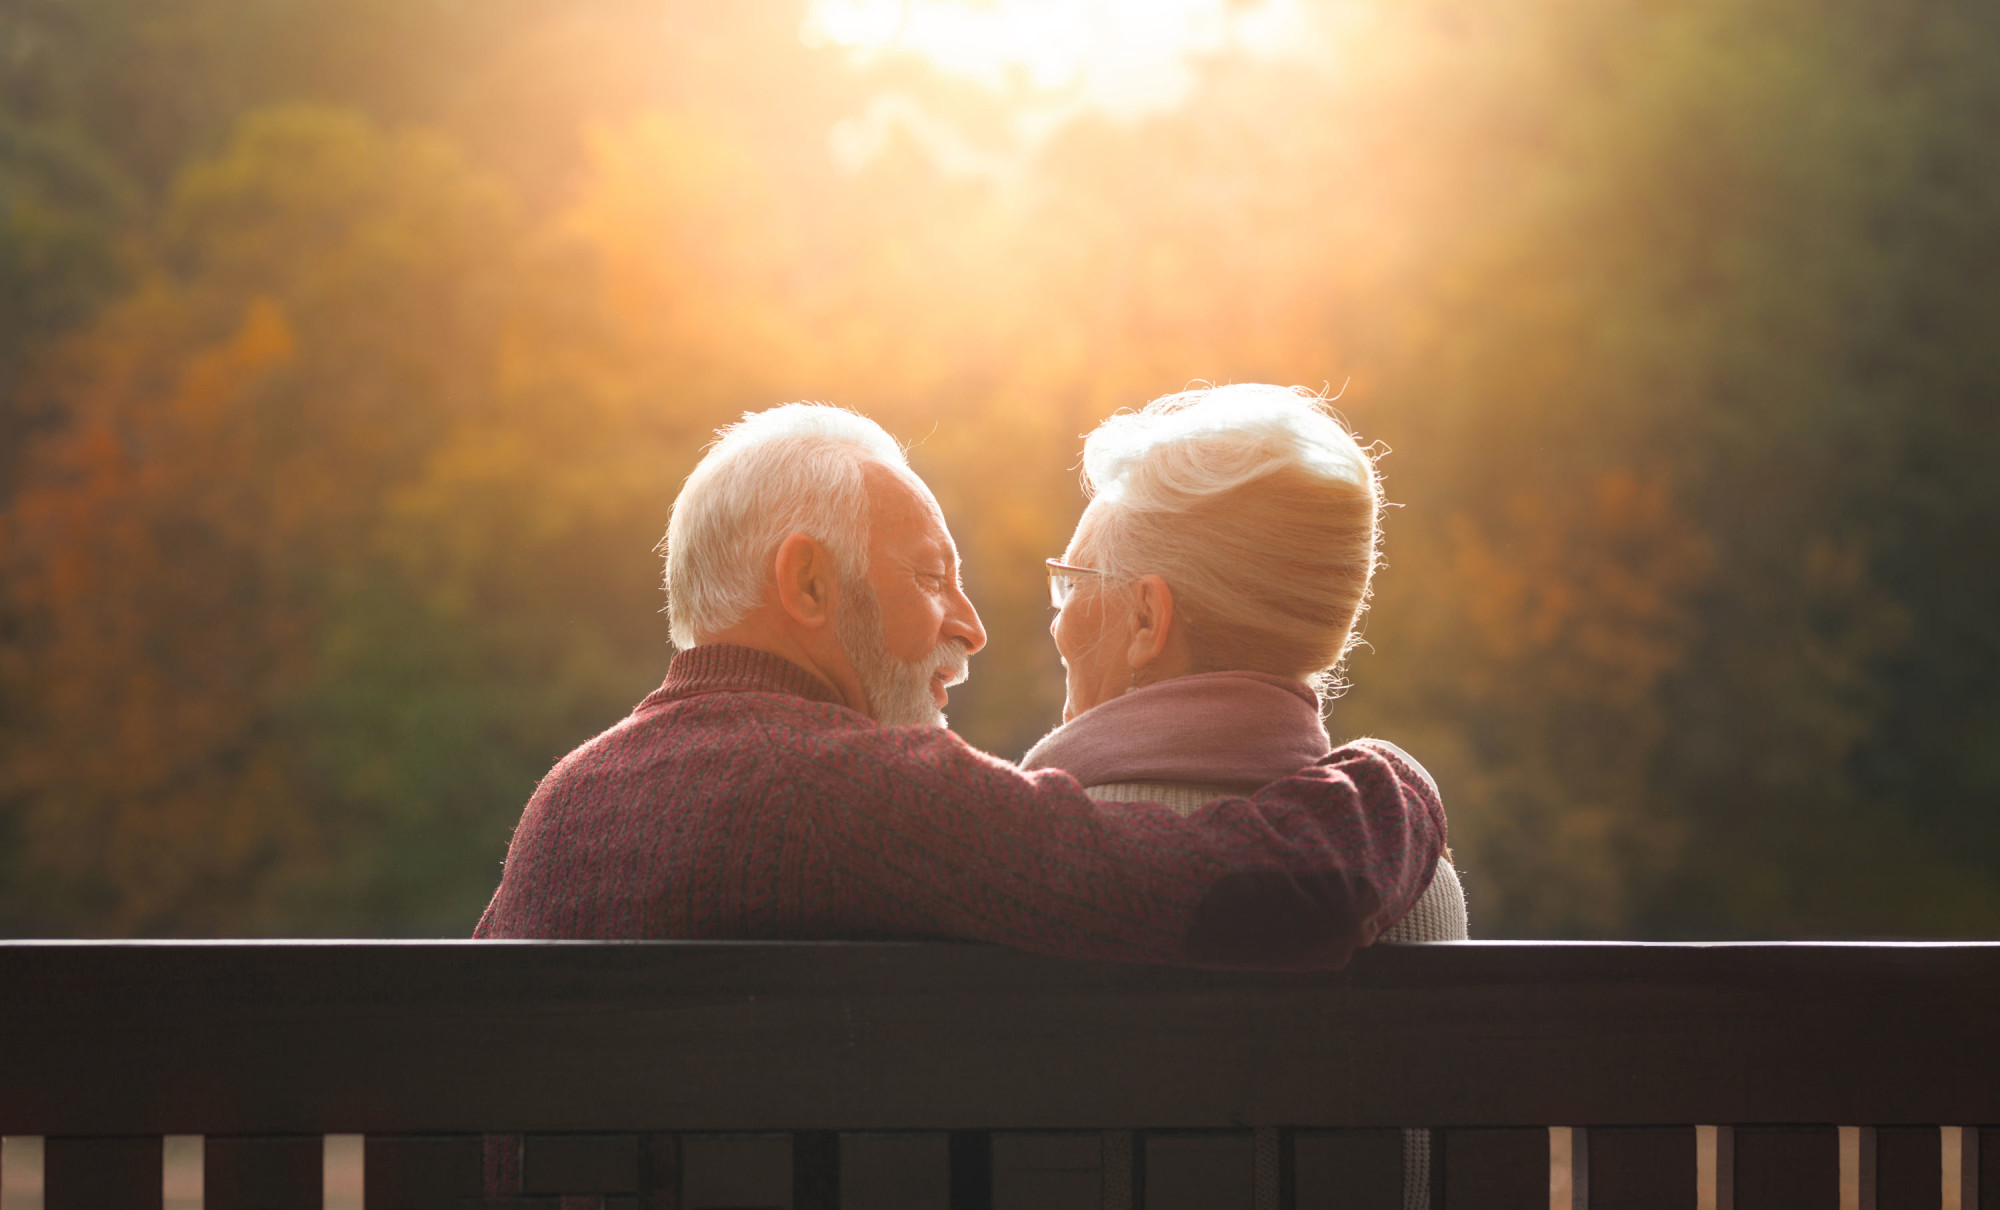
[[2, 0, 1996, 938]]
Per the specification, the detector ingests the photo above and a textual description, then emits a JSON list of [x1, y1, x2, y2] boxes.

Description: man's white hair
[[664, 403, 908, 648]]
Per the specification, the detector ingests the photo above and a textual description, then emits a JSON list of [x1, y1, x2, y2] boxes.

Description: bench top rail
[[2, 940, 1997, 1135]]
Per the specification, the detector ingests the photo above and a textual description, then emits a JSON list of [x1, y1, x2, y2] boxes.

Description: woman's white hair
[[664, 403, 908, 649], [1077, 383, 1382, 688]]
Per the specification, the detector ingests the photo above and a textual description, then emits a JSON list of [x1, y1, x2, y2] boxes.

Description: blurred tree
[[3, 107, 590, 931], [3, 0, 1998, 941]]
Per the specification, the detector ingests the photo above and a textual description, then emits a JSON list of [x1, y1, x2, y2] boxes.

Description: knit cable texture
[[475, 645, 1446, 969]]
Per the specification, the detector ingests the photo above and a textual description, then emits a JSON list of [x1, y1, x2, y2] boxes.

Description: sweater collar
[[647, 644, 846, 709], [1020, 670, 1330, 793]]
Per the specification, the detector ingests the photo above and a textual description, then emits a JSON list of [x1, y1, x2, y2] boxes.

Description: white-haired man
[[476, 404, 1447, 968]]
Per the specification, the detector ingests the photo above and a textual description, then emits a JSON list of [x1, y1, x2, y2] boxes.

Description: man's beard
[[834, 574, 969, 728]]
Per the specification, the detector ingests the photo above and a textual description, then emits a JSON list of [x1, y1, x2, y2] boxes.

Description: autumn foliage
[[2, 0, 1997, 936]]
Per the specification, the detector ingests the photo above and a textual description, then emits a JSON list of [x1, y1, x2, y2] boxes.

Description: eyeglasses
[[1046, 558, 1102, 609]]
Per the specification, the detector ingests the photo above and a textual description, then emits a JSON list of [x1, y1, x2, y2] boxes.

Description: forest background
[[1, 0, 1996, 939]]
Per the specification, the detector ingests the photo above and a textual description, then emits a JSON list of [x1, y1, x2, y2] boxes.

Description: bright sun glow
[[803, 0, 1319, 121]]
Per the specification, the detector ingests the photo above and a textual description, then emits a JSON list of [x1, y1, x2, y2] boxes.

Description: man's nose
[[947, 582, 987, 656]]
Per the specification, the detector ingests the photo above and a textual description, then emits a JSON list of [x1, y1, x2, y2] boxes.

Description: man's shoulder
[[540, 684, 893, 796]]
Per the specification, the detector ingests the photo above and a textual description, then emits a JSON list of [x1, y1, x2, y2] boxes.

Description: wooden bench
[[1, 940, 1995, 1208]]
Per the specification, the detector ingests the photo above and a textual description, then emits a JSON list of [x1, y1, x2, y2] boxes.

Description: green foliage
[[2, 0, 1997, 938]]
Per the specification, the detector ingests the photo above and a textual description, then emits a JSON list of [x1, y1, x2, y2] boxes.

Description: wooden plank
[[1976, 1128, 1992, 1210], [1733, 1127, 1837, 1210], [1438, 1129, 1544, 1210], [525, 1135, 642, 1194], [949, 1131, 992, 1210], [488, 1133, 524, 1196], [3, 942, 2000, 1134], [794, 1132, 839, 1210], [1980, 1125, 1997, 1210], [1292, 1129, 1401, 1210], [1103, 1131, 1135, 1210], [840, 1133, 949, 1210], [1144, 1132, 1256, 1210], [991, 1133, 1098, 1210], [640, 1133, 681, 1210], [682, 1133, 790, 1210], [364, 1134, 481, 1210], [205, 1135, 322, 1210], [44, 1136, 162, 1210], [1874, 1127, 1937, 1210], [1588, 1127, 1693, 1210]]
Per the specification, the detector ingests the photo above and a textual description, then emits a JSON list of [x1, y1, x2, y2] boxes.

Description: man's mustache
[[930, 640, 970, 688]]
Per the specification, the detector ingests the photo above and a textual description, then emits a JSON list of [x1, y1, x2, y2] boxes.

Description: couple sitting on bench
[[475, 383, 1464, 968]]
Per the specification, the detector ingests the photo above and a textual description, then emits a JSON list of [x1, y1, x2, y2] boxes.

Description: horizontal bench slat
[[2, 941, 1998, 1134]]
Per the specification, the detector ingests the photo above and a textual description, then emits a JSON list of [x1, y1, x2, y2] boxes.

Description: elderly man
[[475, 404, 1446, 968]]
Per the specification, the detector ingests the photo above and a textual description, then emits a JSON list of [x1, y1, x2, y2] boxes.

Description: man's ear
[[1126, 574, 1176, 671], [772, 532, 840, 629]]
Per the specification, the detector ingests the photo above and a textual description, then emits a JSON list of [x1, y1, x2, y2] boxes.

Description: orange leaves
[[1, 107, 535, 932], [1445, 468, 1713, 708], [2, 294, 316, 930], [1344, 467, 1714, 934], [170, 296, 295, 424]]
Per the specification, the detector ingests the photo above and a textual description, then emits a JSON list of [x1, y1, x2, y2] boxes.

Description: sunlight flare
[[803, 0, 1319, 119]]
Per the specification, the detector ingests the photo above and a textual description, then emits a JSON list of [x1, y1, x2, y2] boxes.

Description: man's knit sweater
[[474, 645, 1447, 968]]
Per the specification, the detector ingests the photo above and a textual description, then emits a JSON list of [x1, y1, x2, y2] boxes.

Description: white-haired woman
[[1022, 383, 1464, 1210]]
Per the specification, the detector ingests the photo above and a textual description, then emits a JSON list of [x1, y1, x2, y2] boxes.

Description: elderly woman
[[1022, 382, 1463, 1210]]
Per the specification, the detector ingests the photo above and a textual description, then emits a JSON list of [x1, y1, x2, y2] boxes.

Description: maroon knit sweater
[[475, 645, 1446, 968]]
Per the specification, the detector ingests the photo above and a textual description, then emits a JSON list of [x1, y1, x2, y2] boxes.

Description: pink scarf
[[1020, 671, 1331, 794]]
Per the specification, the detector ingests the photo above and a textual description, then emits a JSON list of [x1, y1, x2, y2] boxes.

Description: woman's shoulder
[[1089, 776, 1469, 941], [1378, 857, 1470, 942], [1083, 780, 1241, 816]]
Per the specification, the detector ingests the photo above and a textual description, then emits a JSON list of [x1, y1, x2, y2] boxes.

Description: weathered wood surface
[[2, 940, 1997, 1135]]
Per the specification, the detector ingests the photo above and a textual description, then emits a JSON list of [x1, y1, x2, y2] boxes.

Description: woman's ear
[[772, 532, 838, 629], [1125, 574, 1176, 672]]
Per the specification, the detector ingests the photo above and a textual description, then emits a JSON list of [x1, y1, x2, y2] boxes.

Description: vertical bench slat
[[795, 1131, 839, 1210], [1436, 1128, 1544, 1210], [990, 1133, 1097, 1210], [640, 1132, 681, 1210], [44, 1136, 163, 1210], [682, 1133, 791, 1209], [1873, 1127, 1938, 1210], [206, 1135, 322, 1210], [1141, 1132, 1256, 1210], [838, 1132, 949, 1210], [948, 1130, 992, 1210], [486, 1133, 525, 1198], [364, 1135, 482, 1210], [1586, 1127, 1695, 1210], [1291, 1129, 1400, 1210], [1101, 1131, 1135, 1210], [1732, 1127, 1837, 1210], [1979, 1127, 1996, 1210]]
